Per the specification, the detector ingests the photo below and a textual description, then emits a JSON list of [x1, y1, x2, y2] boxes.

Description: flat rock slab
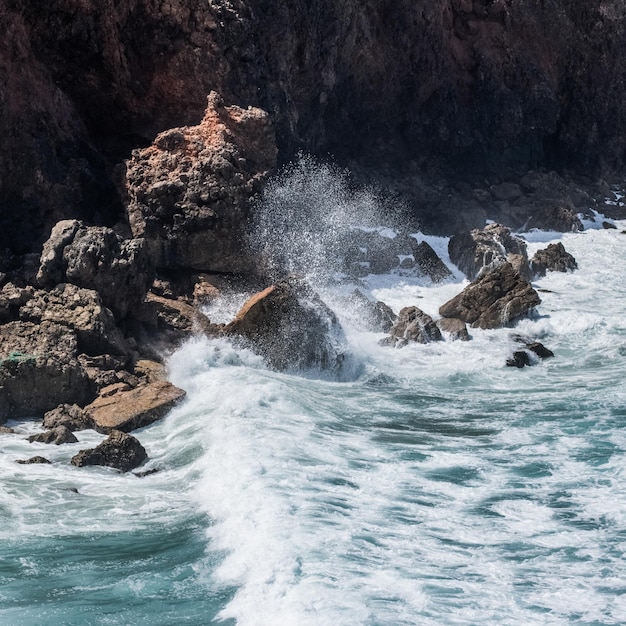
[[85, 381, 186, 434]]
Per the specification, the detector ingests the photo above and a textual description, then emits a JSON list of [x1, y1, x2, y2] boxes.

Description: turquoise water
[[1, 221, 626, 625]]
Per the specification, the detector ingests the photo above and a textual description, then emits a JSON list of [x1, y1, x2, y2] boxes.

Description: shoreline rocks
[[71, 430, 147, 473]]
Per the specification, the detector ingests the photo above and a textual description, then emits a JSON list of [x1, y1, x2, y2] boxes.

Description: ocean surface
[[1, 169, 625, 625]]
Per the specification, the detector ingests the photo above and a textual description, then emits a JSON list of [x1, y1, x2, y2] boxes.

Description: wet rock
[[410, 240, 452, 283], [125, 92, 277, 274], [448, 224, 528, 280], [0, 426, 16, 434], [348, 290, 397, 332], [530, 242, 578, 277], [384, 306, 442, 347], [506, 338, 554, 368], [0, 321, 91, 423], [20, 284, 128, 356], [85, 381, 186, 434], [437, 317, 470, 341], [71, 430, 147, 472], [37, 220, 152, 320], [43, 404, 94, 432], [16, 456, 51, 465], [602, 221, 617, 230], [439, 262, 541, 329], [527, 203, 583, 232], [27, 426, 78, 445], [225, 276, 347, 372]]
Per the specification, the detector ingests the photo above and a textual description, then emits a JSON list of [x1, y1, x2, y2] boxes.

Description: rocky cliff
[[2, 1, 626, 253]]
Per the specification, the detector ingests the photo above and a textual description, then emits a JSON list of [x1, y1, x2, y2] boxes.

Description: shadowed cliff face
[[2, 0, 626, 251]]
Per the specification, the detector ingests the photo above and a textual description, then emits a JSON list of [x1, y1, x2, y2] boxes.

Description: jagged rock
[[20, 284, 128, 356], [437, 317, 470, 341], [383, 306, 442, 347], [448, 224, 529, 280], [348, 290, 397, 332], [71, 430, 147, 472], [16, 456, 51, 465], [27, 426, 78, 445], [125, 92, 277, 274], [410, 240, 452, 282], [439, 262, 541, 329], [530, 242, 578, 277], [43, 404, 94, 432], [225, 277, 347, 372], [37, 220, 152, 320], [85, 381, 186, 434], [0, 282, 34, 322], [0, 321, 91, 423]]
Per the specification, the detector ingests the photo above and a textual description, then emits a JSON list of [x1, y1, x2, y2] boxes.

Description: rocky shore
[[3, 1, 626, 471]]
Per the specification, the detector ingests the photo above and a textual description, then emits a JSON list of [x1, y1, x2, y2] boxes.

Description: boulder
[[383, 306, 442, 347], [20, 284, 128, 356], [530, 242, 578, 277], [506, 337, 554, 367], [437, 317, 470, 341], [0, 321, 91, 423], [448, 223, 528, 280], [526, 202, 583, 232], [85, 381, 186, 434], [348, 290, 397, 332], [37, 220, 152, 320], [16, 456, 51, 465], [71, 430, 147, 472], [410, 240, 452, 283], [27, 426, 78, 445], [439, 262, 541, 329], [125, 92, 277, 274], [225, 277, 347, 372], [43, 404, 94, 431]]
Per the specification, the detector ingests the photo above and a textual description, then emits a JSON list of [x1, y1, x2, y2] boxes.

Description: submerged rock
[[85, 381, 186, 434], [71, 430, 147, 472], [439, 262, 541, 329], [225, 276, 347, 372], [530, 242, 578, 277], [16, 456, 51, 465], [506, 338, 555, 368], [383, 306, 442, 347]]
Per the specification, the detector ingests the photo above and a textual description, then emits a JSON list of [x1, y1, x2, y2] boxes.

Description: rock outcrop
[[439, 262, 541, 329], [530, 242, 578, 277], [71, 430, 147, 472], [506, 337, 555, 368], [27, 425, 78, 445], [382, 307, 442, 348], [225, 277, 347, 372], [84, 381, 186, 434], [125, 92, 277, 275], [448, 224, 528, 280]]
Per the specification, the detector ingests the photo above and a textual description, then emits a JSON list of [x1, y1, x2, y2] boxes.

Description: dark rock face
[[448, 224, 528, 280], [43, 404, 94, 432], [71, 430, 147, 473], [3, 1, 626, 252], [530, 242, 578, 277], [506, 337, 555, 367], [37, 221, 152, 321], [125, 92, 277, 274], [27, 425, 78, 445], [225, 277, 347, 372], [410, 241, 453, 283], [384, 306, 442, 348], [439, 262, 541, 329]]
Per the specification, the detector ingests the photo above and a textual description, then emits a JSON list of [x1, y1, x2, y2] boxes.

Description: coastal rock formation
[[506, 337, 555, 368], [16, 456, 52, 465], [439, 262, 541, 329], [37, 220, 152, 321], [436, 317, 470, 342], [530, 242, 578, 277], [448, 224, 528, 280], [84, 381, 187, 434], [125, 92, 277, 274], [410, 240, 453, 283], [27, 425, 78, 445], [225, 277, 347, 372], [348, 290, 397, 333], [43, 404, 94, 432], [0, 321, 91, 423], [71, 430, 147, 472], [383, 307, 442, 348]]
